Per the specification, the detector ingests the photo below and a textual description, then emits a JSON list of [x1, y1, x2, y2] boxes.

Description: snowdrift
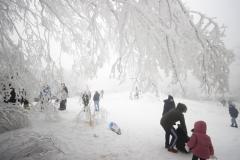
[[0, 103, 29, 134], [0, 130, 65, 160]]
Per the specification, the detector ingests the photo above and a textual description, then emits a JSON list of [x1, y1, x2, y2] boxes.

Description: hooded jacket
[[229, 104, 239, 118], [160, 103, 187, 134], [162, 95, 176, 116], [187, 121, 214, 159]]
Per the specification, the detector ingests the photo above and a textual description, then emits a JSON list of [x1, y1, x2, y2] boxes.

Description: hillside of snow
[[0, 91, 240, 160]]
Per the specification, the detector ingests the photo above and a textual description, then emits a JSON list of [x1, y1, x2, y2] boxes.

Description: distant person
[[82, 91, 90, 112], [160, 103, 188, 153], [162, 95, 175, 116], [187, 121, 214, 160], [134, 86, 139, 99], [19, 88, 29, 109], [93, 91, 100, 111], [59, 83, 68, 110], [39, 85, 51, 111], [228, 101, 238, 128]]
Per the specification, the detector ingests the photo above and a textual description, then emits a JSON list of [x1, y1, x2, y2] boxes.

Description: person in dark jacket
[[82, 91, 90, 112], [160, 103, 188, 153], [19, 88, 29, 109], [162, 95, 176, 116], [59, 83, 68, 110], [228, 101, 238, 128], [93, 91, 100, 111], [176, 124, 190, 153]]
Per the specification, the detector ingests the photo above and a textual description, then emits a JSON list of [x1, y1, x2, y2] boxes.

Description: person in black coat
[[93, 91, 100, 111], [160, 103, 188, 153], [59, 83, 68, 111], [162, 95, 176, 116], [176, 124, 190, 153], [228, 101, 238, 128], [82, 91, 90, 111]]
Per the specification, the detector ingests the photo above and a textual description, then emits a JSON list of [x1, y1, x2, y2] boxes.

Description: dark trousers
[[164, 127, 178, 148], [59, 99, 67, 110], [192, 155, 205, 160]]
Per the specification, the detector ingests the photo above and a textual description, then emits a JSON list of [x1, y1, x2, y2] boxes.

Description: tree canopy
[[0, 0, 234, 99]]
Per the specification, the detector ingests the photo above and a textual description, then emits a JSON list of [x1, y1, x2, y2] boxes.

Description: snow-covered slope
[[0, 92, 239, 160]]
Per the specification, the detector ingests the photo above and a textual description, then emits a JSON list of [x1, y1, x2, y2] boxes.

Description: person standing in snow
[[39, 85, 51, 111], [162, 95, 176, 116], [93, 91, 100, 111], [160, 103, 188, 153], [59, 83, 68, 110], [19, 88, 29, 109], [187, 121, 214, 160], [82, 91, 90, 112], [228, 101, 238, 128], [134, 86, 140, 99]]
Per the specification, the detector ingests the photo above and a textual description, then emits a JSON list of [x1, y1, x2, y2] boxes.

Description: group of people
[[39, 83, 68, 111], [1, 81, 29, 109], [160, 95, 239, 160], [39, 85, 105, 113], [160, 95, 214, 160], [81, 89, 104, 112]]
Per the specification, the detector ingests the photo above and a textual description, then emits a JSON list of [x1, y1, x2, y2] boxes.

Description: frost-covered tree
[[0, 0, 234, 100]]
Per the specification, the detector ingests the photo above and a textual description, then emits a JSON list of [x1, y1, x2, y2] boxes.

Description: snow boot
[[168, 148, 178, 153]]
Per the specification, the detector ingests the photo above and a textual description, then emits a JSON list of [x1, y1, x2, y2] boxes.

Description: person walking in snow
[[187, 121, 214, 160], [59, 83, 68, 110], [93, 91, 100, 111], [162, 95, 176, 116], [160, 103, 188, 153], [228, 101, 238, 128]]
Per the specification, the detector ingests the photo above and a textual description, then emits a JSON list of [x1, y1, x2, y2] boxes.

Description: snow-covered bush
[[0, 103, 29, 134], [0, 130, 65, 160]]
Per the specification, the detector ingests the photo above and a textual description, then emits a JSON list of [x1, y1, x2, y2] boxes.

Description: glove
[[184, 143, 190, 152]]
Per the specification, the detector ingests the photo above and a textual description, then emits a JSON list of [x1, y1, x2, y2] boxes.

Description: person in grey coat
[[228, 101, 238, 128], [160, 103, 188, 153]]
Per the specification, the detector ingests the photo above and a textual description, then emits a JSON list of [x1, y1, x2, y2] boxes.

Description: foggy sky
[[183, 0, 240, 51]]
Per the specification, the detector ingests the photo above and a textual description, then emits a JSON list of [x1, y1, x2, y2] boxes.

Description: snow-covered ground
[[0, 91, 240, 160]]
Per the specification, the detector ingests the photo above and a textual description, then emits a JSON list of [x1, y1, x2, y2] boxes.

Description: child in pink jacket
[[187, 121, 214, 160]]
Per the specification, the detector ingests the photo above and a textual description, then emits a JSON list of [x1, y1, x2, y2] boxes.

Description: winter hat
[[193, 120, 207, 134], [168, 95, 173, 100], [176, 103, 187, 113]]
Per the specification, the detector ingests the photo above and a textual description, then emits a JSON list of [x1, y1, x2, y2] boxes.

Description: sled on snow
[[108, 122, 121, 135]]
